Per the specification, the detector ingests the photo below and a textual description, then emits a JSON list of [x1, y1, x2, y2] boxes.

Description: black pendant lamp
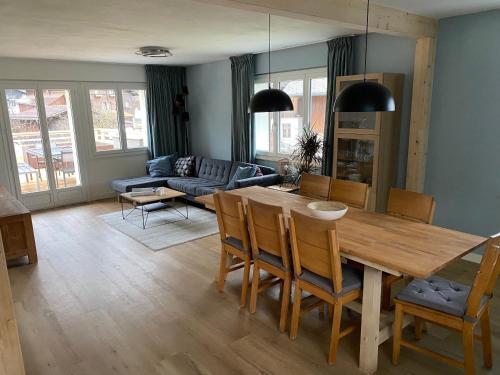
[[334, 0, 395, 112], [249, 15, 294, 113]]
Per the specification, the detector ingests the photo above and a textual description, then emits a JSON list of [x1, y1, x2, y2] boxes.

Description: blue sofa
[[111, 156, 279, 202]]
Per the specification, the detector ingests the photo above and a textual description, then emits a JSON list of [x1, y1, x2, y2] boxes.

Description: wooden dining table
[[201, 186, 487, 374]]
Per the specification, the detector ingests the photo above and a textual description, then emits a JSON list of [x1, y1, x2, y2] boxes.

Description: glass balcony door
[[0, 83, 85, 209]]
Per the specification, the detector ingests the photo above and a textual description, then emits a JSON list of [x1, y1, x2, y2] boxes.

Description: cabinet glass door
[[337, 79, 377, 131], [336, 138, 375, 185]]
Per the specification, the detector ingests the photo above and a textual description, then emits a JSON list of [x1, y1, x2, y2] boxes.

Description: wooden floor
[[7, 200, 500, 375]]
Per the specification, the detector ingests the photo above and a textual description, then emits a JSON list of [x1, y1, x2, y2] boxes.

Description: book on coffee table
[[130, 188, 156, 197]]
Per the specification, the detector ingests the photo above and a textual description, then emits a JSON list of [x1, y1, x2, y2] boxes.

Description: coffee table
[[120, 188, 188, 229]]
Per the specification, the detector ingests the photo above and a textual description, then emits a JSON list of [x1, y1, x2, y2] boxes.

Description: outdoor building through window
[[253, 68, 327, 157], [88, 86, 148, 152]]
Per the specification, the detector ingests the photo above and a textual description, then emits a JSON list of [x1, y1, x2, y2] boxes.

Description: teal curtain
[[145, 65, 186, 157], [230, 54, 255, 162], [322, 37, 354, 175]]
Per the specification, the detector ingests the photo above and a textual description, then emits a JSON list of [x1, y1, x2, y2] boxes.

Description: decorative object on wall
[[230, 54, 255, 162], [136, 46, 173, 58], [291, 127, 324, 184], [145, 65, 187, 157], [334, 0, 395, 112], [248, 14, 293, 113], [322, 36, 354, 176]]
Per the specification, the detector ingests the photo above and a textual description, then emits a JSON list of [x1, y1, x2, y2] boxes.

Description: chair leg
[[240, 255, 251, 307], [480, 309, 492, 369], [279, 277, 291, 333], [289, 285, 302, 340], [217, 247, 228, 292], [414, 317, 423, 340], [328, 302, 342, 364], [328, 303, 333, 320], [392, 303, 404, 365], [381, 280, 393, 311], [463, 322, 475, 375], [249, 264, 260, 313]]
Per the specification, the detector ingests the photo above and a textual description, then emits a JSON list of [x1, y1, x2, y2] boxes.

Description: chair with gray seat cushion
[[213, 192, 252, 308], [392, 234, 500, 375], [396, 276, 489, 317], [288, 209, 362, 365], [246, 198, 293, 333]]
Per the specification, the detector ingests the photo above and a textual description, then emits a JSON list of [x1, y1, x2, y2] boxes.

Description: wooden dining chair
[[299, 173, 331, 200], [387, 187, 436, 223], [288, 209, 362, 364], [328, 178, 370, 209], [392, 234, 500, 375], [382, 187, 436, 310], [247, 199, 292, 333], [213, 192, 252, 307]]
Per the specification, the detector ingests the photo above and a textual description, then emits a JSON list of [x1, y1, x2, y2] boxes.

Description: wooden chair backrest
[[466, 233, 500, 318], [213, 192, 250, 251], [387, 188, 436, 224], [289, 209, 343, 294], [246, 199, 290, 269], [299, 173, 331, 200], [329, 178, 370, 209]]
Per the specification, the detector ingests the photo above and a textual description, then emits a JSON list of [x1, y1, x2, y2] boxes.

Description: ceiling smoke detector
[[135, 46, 173, 57]]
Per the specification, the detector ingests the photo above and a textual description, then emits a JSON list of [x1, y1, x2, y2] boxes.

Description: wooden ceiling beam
[[193, 0, 437, 38]]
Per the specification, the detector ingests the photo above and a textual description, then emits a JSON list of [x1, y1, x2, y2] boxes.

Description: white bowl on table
[[307, 201, 348, 220]]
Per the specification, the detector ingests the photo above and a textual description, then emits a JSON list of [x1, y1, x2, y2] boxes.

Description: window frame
[[83, 82, 148, 157], [254, 67, 327, 159]]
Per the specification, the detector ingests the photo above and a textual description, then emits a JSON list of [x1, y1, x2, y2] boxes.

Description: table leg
[[359, 266, 383, 374]]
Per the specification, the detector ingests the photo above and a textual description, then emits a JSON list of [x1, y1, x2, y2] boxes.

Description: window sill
[[255, 154, 292, 162], [92, 148, 149, 159]]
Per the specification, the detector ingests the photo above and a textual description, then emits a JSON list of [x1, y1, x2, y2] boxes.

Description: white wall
[[0, 58, 148, 204]]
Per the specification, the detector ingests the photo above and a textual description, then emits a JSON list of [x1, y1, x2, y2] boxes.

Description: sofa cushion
[[195, 186, 225, 196], [230, 162, 276, 179], [299, 265, 362, 296], [197, 158, 233, 184], [396, 276, 490, 318], [147, 154, 177, 177], [174, 156, 195, 177], [167, 177, 225, 196], [111, 176, 170, 193], [226, 165, 257, 190]]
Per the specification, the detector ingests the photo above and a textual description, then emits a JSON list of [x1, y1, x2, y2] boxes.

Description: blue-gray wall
[[187, 59, 232, 159], [187, 35, 415, 187], [425, 10, 500, 238], [354, 35, 415, 187]]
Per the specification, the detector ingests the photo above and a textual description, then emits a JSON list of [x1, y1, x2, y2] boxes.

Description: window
[[121, 89, 148, 149], [253, 68, 327, 157], [88, 86, 148, 152]]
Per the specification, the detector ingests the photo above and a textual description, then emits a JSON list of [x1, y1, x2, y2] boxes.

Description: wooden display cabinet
[[332, 73, 404, 212]]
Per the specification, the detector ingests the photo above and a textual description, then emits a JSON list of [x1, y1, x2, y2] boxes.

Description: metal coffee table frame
[[121, 197, 189, 229]]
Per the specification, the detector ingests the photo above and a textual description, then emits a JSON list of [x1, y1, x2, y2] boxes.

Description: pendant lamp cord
[[268, 14, 271, 89], [363, 0, 369, 82]]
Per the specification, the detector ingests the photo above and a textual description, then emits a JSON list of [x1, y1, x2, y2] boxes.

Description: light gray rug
[[99, 203, 219, 251]]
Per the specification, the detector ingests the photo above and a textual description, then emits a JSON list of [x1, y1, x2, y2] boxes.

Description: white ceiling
[[2, 1, 499, 66], [374, 0, 500, 19], [0, 0, 357, 66]]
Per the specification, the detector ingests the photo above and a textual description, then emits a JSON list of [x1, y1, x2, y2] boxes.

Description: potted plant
[[291, 127, 324, 184]]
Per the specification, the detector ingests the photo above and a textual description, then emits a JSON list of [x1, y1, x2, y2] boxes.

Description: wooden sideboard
[[0, 234, 26, 374], [0, 186, 37, 264]]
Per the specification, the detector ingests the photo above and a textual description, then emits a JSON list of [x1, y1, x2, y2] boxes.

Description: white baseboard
[[461, 252, 482, 264]]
